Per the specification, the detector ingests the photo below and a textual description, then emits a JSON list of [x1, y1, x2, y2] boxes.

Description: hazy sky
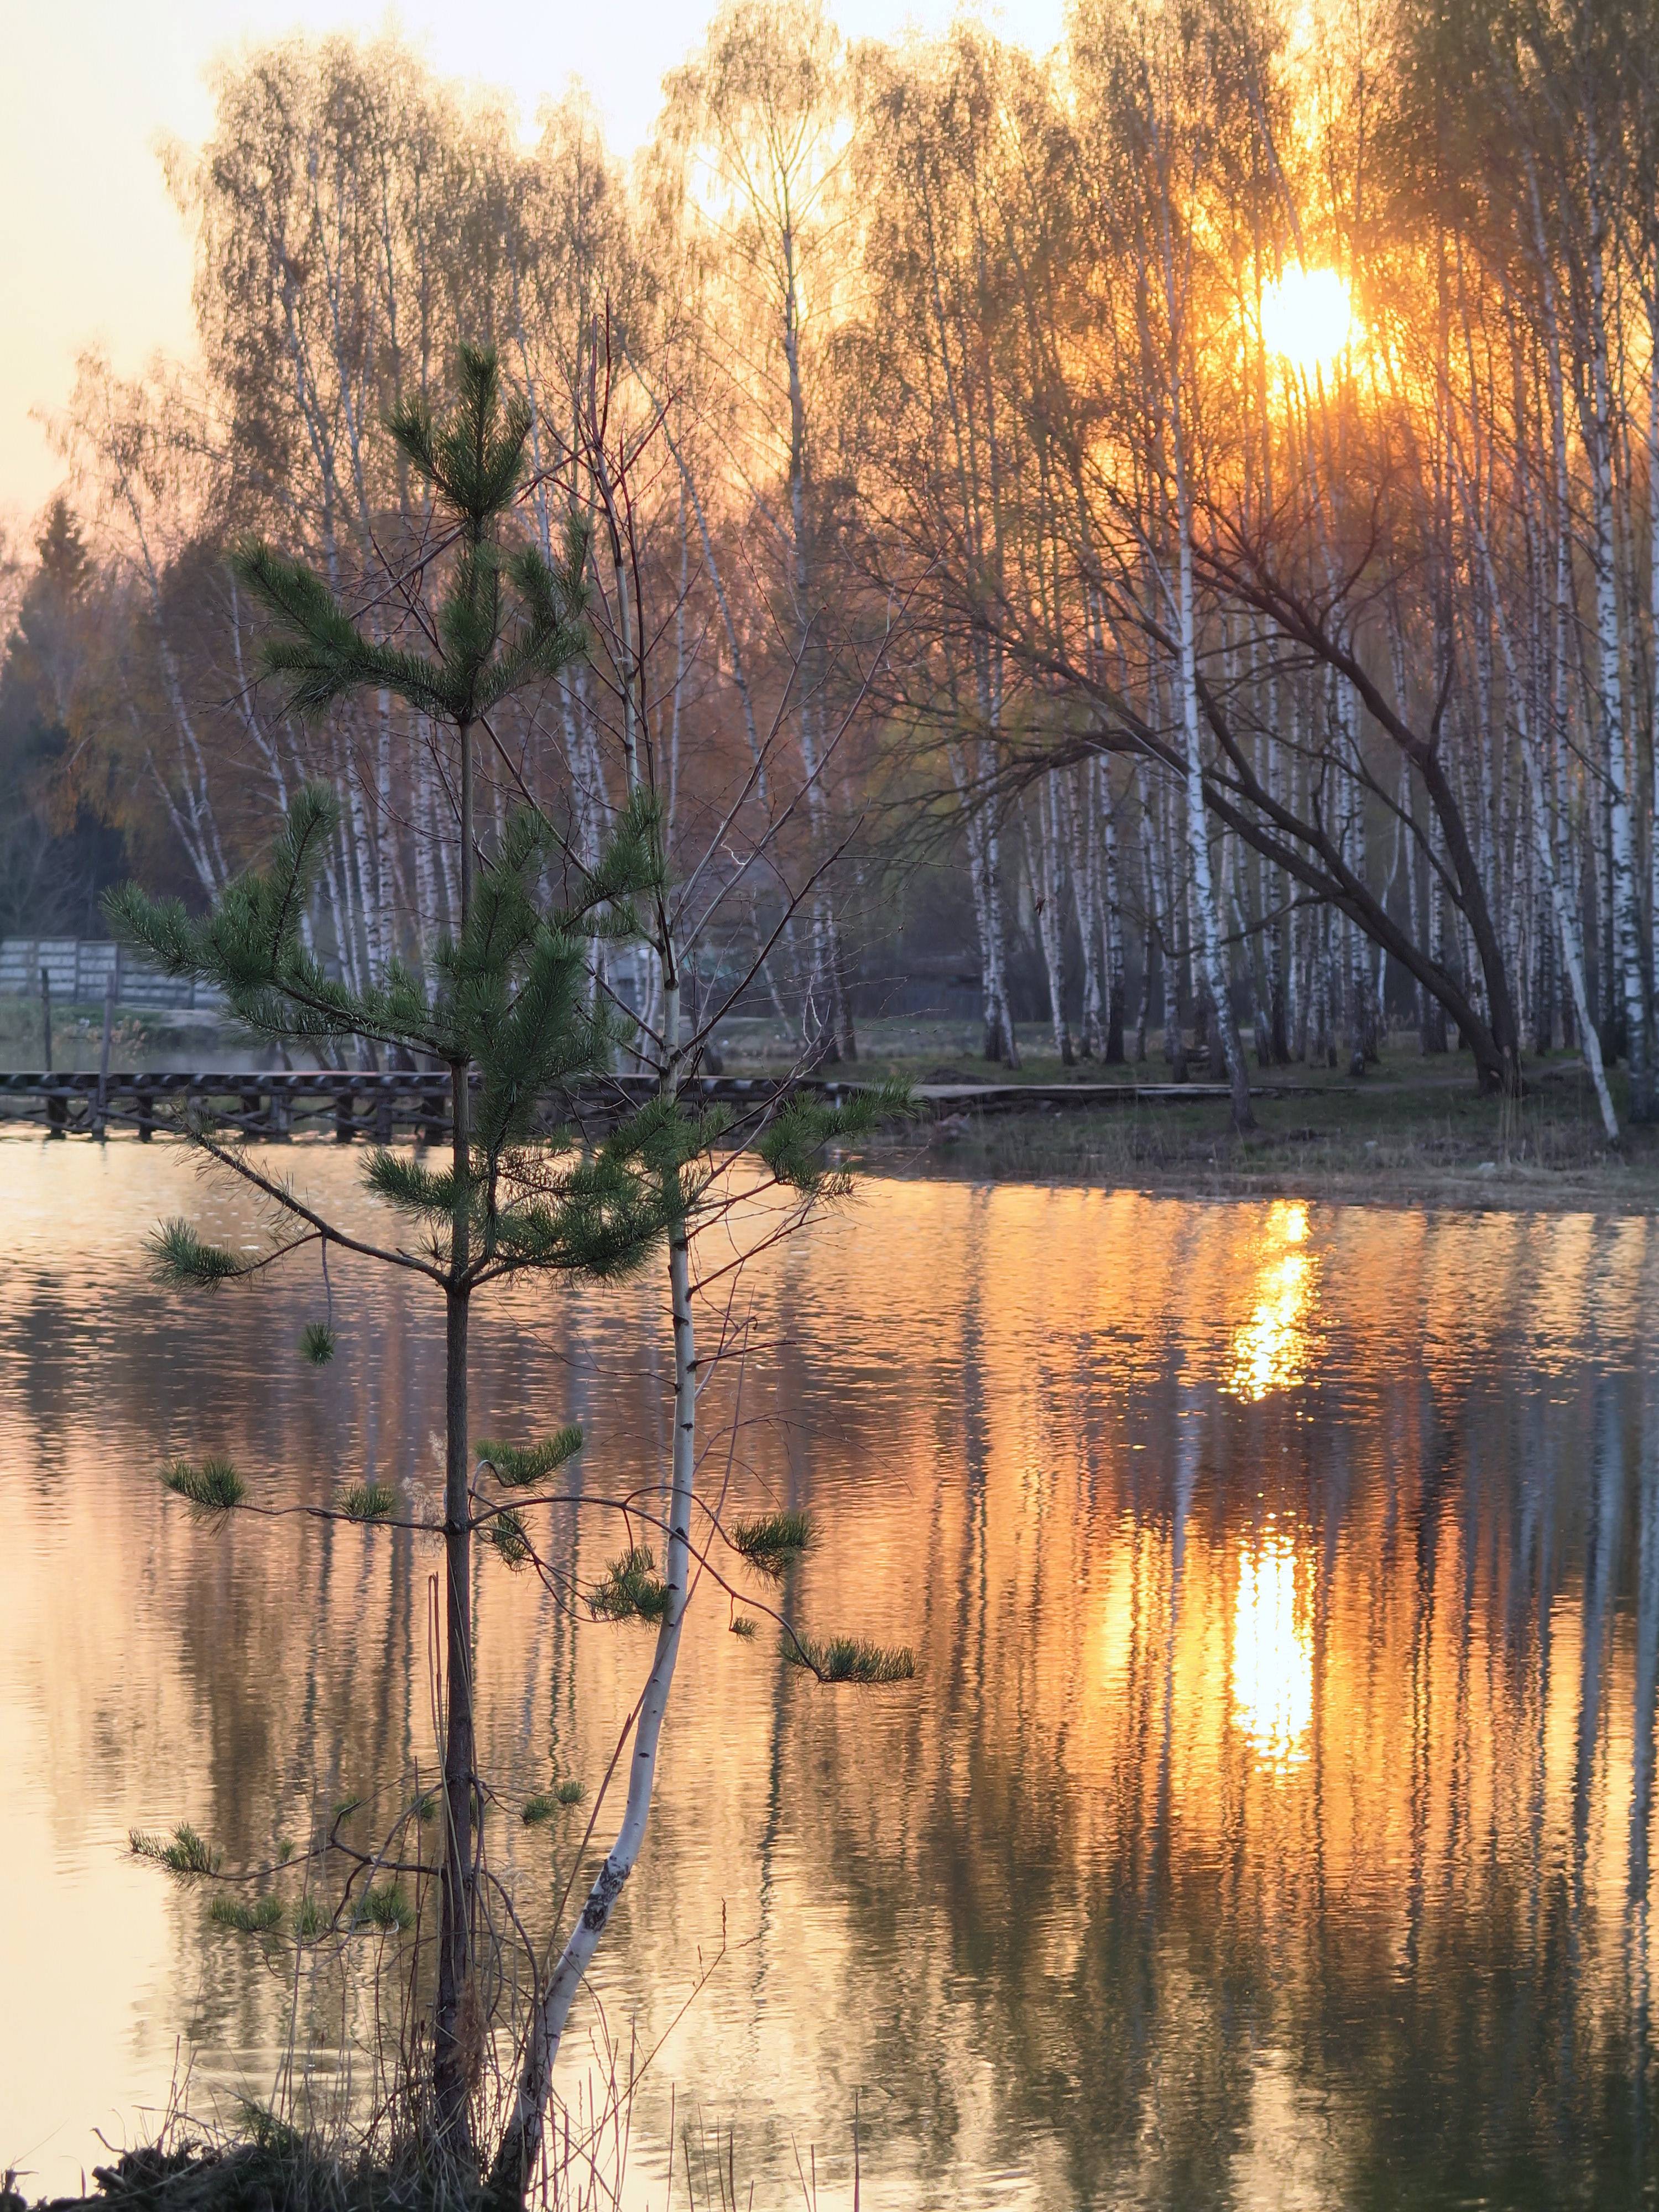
[[0, 0, 1063, 532]]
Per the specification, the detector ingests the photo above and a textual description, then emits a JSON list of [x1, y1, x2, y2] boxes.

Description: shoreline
[[855, 1048, 1659, 1215], [890, 1147, 1659, 1214]]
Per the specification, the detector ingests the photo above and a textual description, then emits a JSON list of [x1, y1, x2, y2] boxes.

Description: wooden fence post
[[93, 976, 114, 1140]]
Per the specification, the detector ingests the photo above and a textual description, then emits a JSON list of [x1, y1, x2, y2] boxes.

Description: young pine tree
[[110, 347, 676, 2172]]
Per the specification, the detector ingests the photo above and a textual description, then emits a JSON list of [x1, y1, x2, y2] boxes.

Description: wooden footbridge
[[0, 1068, 1276, 1141]]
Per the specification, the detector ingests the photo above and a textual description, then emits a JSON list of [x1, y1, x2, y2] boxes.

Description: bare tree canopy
[[19, 0, 1659, 1130]]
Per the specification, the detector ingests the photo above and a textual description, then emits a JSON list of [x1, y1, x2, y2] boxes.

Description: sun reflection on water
[[1228, 1200, 1318, 1401], [1232, 1527, 1313, 1771]]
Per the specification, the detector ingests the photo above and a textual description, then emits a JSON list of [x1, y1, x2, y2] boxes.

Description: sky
[[0, 0, 1065, 534]]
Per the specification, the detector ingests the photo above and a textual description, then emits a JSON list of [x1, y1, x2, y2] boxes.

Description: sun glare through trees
[[1257, 264, 1355, 376]]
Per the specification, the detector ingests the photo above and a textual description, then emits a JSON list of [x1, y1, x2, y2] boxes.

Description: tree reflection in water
[[1, 1150, 1657, 2206]]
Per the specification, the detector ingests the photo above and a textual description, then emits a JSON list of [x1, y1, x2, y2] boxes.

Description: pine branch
[[232, 541, 459, 723], [150, 1219, 246, 1290], [487, 1508, 532, 1567], [364, 1150, 466, 1222], [131, 1824, 218, 1877], [341, 1482, 396, 1522], [757, 1080, 916, 1195], [588, 1546, 670, 1624], [476, 1427, 585, 1489], [162, 1456, 246, 1511], [731, 1510, 813, 1579], [781, 1635, 916, 1685]]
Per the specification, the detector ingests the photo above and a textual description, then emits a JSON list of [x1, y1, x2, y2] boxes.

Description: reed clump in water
[[7, 2133, 486, 2212]]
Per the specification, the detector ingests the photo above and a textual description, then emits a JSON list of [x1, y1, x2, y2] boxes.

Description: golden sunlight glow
[[1259, 267, 1355, 377], [1227, 1201, 1317, 1401], [1232, 1528, 1313, 1771]]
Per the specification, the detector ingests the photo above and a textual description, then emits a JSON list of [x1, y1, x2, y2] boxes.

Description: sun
[[1259, 267, 1355, 377]]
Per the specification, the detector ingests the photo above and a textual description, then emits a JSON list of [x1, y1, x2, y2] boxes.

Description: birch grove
[[24, 0, 1659, 1124]]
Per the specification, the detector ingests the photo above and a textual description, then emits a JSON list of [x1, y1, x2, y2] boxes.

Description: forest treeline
[[8, 0, 1659, 1119]]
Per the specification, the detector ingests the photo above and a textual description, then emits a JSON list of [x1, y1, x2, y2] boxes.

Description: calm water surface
[[2, 1142, 1657, 2208]]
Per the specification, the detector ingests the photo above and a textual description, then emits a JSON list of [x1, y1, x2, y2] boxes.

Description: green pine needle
[[341, 1481, 394, 1522], [782, 1635, 916, 1685], [300, 1322, 337, 1366], [488, 1507, 531, 1566], [364, 1150, 461, 1219], [161, 1457, 246, 1511], [293, 1896, 329, 1941], [131, 1823, 219, 1876], [757, 1081, 915, 1194], [151, 1219, 244, 1290], [588, 1545, 671, 1624], [729, 1615, 758, 1639], [523, 1778, 582, 1823], [208, 1893, 284, 1934], [731, 1509, 813, 1579], [354, 1882, 413, 1933], [477, 1425, 583, 1488]]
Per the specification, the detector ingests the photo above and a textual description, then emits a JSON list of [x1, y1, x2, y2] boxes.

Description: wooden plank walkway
[[0, 1070, 1317, 1140]]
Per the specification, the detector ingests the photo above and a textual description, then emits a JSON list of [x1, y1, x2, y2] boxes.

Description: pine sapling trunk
[[434, 717, 478, 2168]]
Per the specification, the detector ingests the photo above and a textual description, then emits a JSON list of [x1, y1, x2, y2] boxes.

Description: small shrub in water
[[589, 1544, 670, 1623], [161, 1456, 245, 1511], [784, 1635, 916, 1685], [300, 1322, 336, 1366], [236, 2100, 303, 2156], [208, 1892, 284, 1934], [731, 1509, 812, 1579], [131, 1823, 219, 1876], [341, 1481, 394, 1521]]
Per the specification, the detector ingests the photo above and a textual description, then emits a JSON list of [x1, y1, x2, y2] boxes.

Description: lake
[[2, 1141, 1656, 2208]]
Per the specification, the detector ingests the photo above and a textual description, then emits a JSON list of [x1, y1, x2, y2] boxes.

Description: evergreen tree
[[0, 498, 127, 935], [110, 349, 679, 2172]]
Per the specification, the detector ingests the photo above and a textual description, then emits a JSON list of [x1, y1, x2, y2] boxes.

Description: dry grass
[[840, 1039, 1659, 1213]]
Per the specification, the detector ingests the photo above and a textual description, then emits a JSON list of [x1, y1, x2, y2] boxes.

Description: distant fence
[[0, 938, 225, 1012]]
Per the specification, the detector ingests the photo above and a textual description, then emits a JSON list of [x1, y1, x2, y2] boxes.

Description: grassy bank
[[820, 1026, 1658, 1213], [3, 2140, 461, 2212]]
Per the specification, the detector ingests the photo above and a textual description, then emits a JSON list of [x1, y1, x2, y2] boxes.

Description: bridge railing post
[[93, 977, 114, 1140]]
